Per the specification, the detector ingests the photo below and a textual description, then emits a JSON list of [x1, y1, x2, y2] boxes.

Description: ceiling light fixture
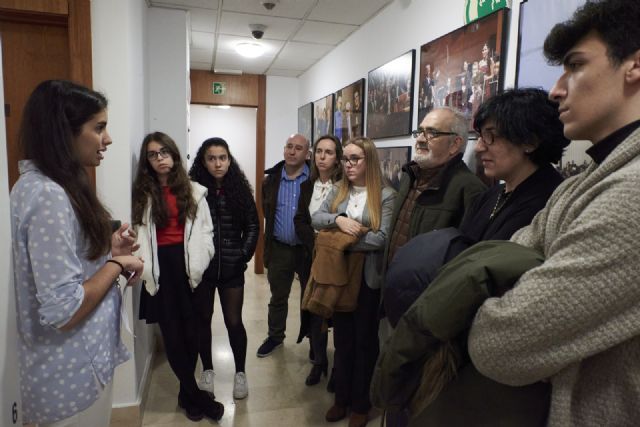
[[235, 42, 265, 58]]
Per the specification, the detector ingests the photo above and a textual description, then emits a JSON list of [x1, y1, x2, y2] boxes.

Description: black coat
[[459, 163, 564, 243], [202, 186, 260, 287]]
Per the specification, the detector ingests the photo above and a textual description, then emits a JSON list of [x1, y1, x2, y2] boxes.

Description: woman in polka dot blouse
[[10, 80, 144, 426]]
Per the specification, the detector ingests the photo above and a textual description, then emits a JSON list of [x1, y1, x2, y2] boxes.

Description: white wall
[[189, 105, 258, 191], [0, 40, 22, 427], [265, 76, 299, 168], [298, 0, 521, 153], [148, 7, 190, 159], [91, 0, 152, 408]]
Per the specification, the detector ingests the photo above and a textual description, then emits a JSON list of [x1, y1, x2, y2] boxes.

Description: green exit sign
[[212, 82, 226, 95]]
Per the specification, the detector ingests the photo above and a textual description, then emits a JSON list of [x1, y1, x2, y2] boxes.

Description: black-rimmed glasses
[[146, 147, 171, 161], [340, 156, 364, 167], [411, 127, 458, 140]]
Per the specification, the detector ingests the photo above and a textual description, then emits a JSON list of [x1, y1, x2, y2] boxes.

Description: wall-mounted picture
[[333, 79, 365, 144], [298, 102, 313, 143], [417, 9, 508, 125], [516, 0, 590, 178], [313, 94, 334, 138], [366, 50, 415, 139], [376, 146, 411, 191]]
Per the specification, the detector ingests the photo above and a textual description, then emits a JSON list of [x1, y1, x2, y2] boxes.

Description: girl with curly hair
[[189, 137, 259, 400], [132, 132, 223, 422]]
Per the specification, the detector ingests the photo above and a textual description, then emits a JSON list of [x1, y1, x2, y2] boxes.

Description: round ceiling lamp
[[235, 42, 265, 58]]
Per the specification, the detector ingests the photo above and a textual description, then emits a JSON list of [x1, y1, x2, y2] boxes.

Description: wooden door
[[0, 0, 92, 190], [0, 19, 70, 188]]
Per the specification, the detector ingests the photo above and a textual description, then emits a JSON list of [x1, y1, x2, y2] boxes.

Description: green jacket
[[383, 155, 486, 271], [371, 241, 550, 426]]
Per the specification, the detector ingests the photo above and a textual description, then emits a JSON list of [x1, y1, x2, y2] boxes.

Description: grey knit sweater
[[468, 127, 640, 427]]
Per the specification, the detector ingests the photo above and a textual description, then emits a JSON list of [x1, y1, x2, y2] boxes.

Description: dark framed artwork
[[333, 78, 365, 144], [366, 50, 415, 139], [376, 146, 411, 191], [297, 102, 313, 143], [417, 9, 508, 126], [313, 94, 334, 139]]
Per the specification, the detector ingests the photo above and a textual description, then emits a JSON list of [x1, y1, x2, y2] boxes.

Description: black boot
[[305, 363, 328, 386], [327, 366, 336, 393]]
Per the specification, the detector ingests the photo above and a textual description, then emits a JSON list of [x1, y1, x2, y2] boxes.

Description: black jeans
[[266, 240, 311, 342], [332, 282, 381, 413]]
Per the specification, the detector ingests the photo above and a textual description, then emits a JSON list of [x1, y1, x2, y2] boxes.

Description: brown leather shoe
[[348, 411, 368, 427], [325, 404, 347, 422]]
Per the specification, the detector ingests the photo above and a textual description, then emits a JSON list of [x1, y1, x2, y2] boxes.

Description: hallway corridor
[[132, 262, 379, 426]]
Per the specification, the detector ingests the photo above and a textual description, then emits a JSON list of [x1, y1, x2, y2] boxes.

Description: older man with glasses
[[383, 107, 486, 272]]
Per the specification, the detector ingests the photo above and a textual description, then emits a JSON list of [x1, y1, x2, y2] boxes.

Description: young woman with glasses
[[132, 132, 223, 422], [312, 137, 396, 427], [11, 80, 144, 427], [188, 137, 259, 400], [294, 135, 343, 388]]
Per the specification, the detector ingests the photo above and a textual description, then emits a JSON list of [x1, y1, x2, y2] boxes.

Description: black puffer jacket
[[202, 187, 260, 287]]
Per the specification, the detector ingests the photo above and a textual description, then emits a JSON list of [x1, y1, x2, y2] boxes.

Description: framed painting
[[417, 9, 509, 126], [366, 50, 415, 139], [376, 146, 411, 191], [313, 94, 334, 140], [297, 102, 313, 143], [333, 78, 365, 144], [515, 0, 590, 177]]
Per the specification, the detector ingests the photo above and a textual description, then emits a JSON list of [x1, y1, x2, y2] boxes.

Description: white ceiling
[[148, 0, 393, 77]]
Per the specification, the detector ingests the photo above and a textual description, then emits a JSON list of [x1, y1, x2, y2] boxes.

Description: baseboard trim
[[110, 349, 155, 427]]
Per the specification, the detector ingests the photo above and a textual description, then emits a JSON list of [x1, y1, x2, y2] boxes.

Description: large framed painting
[[417, 9, 508, 126], [297, 102, 313, 143], [313, 94, 334, 139], [333, 78, 365, 144], [376, 146, 411, 191], [366, 50, 415, 139]]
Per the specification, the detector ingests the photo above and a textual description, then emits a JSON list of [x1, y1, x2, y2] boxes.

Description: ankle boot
[[305, 363, 328, 386]]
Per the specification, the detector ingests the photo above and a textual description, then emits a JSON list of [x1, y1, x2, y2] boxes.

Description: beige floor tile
[[140, 261, 381, 426]]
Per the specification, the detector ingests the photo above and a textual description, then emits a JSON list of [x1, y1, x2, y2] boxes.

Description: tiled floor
[[140, 263, 381, 426]]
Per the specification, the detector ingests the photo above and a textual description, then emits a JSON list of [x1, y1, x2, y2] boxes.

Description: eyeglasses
[[475, 129, 501, 146], [411, 127, 457, 140], [341, 156, 365, 167], [147, 147, 171, 161]]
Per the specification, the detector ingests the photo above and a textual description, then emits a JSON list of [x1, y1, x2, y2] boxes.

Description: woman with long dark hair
[[189, 137, 259, 400], [294, 135, 343, 387], [312, 137, 396, 427], [132, 132, 223, 422], [11, 80, 144, 426]]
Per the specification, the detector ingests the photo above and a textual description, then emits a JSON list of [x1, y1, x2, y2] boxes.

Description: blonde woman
[[312, 137, 395, 427]]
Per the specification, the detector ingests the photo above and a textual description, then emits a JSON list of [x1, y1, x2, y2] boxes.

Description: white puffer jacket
[[135, 182, 214, 295]]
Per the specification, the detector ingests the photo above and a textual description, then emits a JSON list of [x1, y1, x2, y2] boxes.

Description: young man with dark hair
[[469, 0, 640, 425]]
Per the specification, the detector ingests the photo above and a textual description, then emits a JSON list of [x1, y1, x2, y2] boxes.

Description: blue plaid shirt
[[273, 164, 309, 245]]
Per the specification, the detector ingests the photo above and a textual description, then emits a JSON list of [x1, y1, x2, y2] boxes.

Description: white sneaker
[[233, 372, 248, 399], [197, 369, 215, 394]]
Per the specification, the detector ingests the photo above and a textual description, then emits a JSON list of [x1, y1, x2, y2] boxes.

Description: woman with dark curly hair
[[132, 132, 223, 422], [459, 87, 570, 242], [189, 137, 259, 400]]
